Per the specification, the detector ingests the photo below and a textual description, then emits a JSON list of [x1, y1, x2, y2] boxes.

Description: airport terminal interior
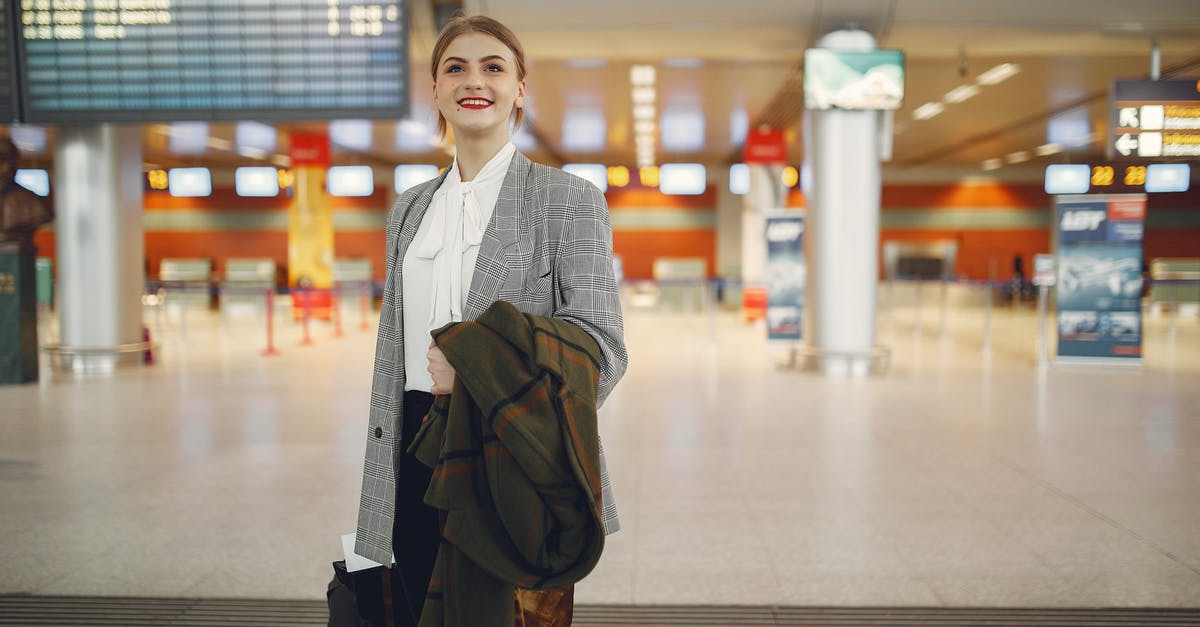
[[2, 0, 1200, 625]]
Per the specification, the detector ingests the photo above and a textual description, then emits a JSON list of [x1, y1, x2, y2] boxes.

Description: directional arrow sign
[[1115, 133, 1138, 156], [1119, 107, 1139, 128]]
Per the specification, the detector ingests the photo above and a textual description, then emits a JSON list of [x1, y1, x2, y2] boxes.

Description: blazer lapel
[[393, 169, 450, 323], [463, 152, 530, 320]]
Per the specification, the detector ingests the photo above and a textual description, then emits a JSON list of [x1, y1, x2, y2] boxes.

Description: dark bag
[[326, 560, 397, 627]]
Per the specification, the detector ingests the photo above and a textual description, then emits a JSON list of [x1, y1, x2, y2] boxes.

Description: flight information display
[[1, 4, 18, 122], [15, 0, 408, 123]]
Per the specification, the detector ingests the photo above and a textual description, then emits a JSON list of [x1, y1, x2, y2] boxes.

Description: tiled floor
[[2, 284, 1198, 607]]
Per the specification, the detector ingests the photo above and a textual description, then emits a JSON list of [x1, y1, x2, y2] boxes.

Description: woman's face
[[433, 32, 526, 142]]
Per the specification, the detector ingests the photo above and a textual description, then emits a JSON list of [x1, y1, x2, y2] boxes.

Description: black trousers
[[391, 390, 439, 627]]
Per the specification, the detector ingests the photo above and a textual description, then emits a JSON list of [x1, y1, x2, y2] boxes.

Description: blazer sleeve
[[553, 181, 628, 406]]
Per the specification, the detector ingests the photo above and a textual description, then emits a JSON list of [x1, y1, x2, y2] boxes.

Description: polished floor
[[2, 283, 1198, 608]]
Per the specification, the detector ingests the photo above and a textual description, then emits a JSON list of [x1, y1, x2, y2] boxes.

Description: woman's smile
[[457, 97, 494, 110]]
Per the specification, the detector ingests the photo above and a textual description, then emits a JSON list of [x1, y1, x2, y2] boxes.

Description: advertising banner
[[1055, 194, 1146, 361], [765, 211, 805, 341]]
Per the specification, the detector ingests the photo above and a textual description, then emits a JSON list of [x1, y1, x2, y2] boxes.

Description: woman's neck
[[453, 132, 510, 182]]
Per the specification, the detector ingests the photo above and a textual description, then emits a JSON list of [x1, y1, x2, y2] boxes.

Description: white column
[[53, 125, 144, 372], [805, 29, 884, 376]]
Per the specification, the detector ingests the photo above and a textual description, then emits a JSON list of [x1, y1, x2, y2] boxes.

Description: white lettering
[[1060, 210, 1105, 231]]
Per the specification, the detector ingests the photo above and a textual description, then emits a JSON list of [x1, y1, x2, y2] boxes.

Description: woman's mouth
[[457, 98, 493, 110]]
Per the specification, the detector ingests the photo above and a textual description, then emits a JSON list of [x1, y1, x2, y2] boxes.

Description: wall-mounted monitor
[[804, 49, 904, 111], [14, 2, 408, 123]]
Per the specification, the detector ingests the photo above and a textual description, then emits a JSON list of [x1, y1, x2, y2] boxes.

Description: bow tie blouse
[[402, 142, 517, 393]]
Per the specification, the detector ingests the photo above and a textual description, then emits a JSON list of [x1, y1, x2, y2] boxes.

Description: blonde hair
[[431, 14, 527, 139]]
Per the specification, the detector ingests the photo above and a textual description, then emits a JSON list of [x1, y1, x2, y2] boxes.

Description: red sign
[[290, 132, 331, 167], [1108, 198, 1146, 221], [743, 128, 787, 164]]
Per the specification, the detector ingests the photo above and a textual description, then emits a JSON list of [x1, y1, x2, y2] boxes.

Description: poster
[[1055, 194, 1146, 361], [765, 212, 805, 341]]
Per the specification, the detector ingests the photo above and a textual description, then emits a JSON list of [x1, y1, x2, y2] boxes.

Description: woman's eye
[[445, 65, 462, 73], [486, 64, 503, 72]]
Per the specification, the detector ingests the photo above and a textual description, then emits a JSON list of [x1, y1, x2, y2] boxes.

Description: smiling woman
[[347, 12, 628, 627]]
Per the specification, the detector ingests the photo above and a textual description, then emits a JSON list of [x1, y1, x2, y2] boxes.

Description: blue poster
[[765, 212, 805, 341], [1055, 194, 1145, 360]]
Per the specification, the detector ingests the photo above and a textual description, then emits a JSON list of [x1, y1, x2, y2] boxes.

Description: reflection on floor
[[2, 284, 1198, 608]]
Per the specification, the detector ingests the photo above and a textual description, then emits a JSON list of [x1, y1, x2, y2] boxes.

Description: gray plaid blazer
[[354, 151, 628, 566]]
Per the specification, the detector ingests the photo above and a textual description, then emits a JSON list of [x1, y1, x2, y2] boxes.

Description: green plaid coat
[[409, 300, 607, 626]]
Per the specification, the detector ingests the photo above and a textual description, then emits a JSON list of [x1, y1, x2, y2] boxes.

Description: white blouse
[[402, 142, 517, 392]]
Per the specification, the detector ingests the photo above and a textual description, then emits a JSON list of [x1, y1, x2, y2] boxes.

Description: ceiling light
[[14, 169, 50, 196], [660, 106, 706, 152], [634, 105, 656, 120], [561, 108, 607, 152], [977, 63, 1020, 86], [635, 120, 655, 134], [943, 84, 980, 103], [1034, 143, 1062, 156], [981, 159, 1003, 171], [238, 147, 268, 160], [781, 166, 799, 188], [630, 65, 656, 86], [206, 137, 232, 151], [1005, 151, 1030, 164], [912, 102, 945, 120], [632, 87, 656, 105]]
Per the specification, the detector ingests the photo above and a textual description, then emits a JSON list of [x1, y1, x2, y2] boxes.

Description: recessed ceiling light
[[1034, 143, 1062, 156], [977, 63, 1020, 86], [943, 84, 980, 103], [982, 158, 1003, 171], [1005, 151, 1030, 164], [912, 102, 945, 120]]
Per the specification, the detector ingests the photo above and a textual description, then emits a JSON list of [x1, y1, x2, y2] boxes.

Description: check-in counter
[[221, 258, 276, 315], [159, 258, 213, 311], [1148, 258, 1200, 314]]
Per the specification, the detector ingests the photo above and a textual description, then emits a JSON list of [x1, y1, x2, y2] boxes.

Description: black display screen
[[0, 2, 19, 122], [14, 0, 408, 123]]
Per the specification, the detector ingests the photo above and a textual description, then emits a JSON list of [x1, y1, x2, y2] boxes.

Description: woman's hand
[[427, 340, 456, 395]]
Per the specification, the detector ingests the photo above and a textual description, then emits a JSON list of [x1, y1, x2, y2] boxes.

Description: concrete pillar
[[805, 29, 884, 376], [52, 125, 145, 373]]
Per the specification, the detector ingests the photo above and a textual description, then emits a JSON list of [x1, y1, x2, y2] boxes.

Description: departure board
[[14, 0, 408, 123], [1, 3, 18, 122]]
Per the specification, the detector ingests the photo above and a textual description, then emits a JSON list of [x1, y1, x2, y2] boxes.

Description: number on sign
[[1091, 165, 1114, 186], [1124, 166, 1146, 186]]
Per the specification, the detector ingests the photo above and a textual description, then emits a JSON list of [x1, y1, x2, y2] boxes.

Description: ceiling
[[9, 0, 1200, 176]]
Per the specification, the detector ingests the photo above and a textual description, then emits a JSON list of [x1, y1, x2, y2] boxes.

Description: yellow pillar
[[288, 132, 334, 320]]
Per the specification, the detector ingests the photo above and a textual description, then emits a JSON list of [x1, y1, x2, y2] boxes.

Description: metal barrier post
[[262, 288, 279, 356], [332, 286, 344, 338], [359, 282, 370, 331], [300, 288, 313, 346], [1037, 284, 1049, 365], [939, 277, 949, 340]]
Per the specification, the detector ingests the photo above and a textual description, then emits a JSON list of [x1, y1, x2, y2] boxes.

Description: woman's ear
[[515, 79, 527, 109]]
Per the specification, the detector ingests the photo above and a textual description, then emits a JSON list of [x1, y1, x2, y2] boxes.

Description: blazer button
[[374, 427, 383, 438]]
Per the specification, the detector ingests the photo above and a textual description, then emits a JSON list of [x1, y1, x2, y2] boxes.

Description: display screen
[[15, 0, 408, 123], [804, 49, 904, 111], [0, 3, 18, 122]]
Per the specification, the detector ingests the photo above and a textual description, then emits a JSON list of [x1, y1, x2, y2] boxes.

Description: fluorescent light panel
[[330, 119, 373, 151], [981, 159, 1003, 171], [327, 165, 374, 197], [912, 102, 944, 120], [659, 163, 706, 195], [1145, 163, 1191, 193], [977, 63, 1020, 85], [1035, 143, 1063, 156], [1005, 151, 1030, 164], [235, 167, 280, 197], [168, 122, 209, 155], [943, 84, 980, 103], [660, 107, 705, 152], [394, 164, 440, 193], [561, 109, 607, 152], [236, 121, 277, 153], [1044, 164, 1090, 195], [167, 167, 212, 197]]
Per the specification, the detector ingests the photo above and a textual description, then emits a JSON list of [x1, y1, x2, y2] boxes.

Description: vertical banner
[[289, 132, 335, 320], [765, 211, 805, 341], [1055, 193, 1146, 362]]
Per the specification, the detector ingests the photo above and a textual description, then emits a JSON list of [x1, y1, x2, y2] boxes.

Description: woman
[[352, 13, 628, 626]]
